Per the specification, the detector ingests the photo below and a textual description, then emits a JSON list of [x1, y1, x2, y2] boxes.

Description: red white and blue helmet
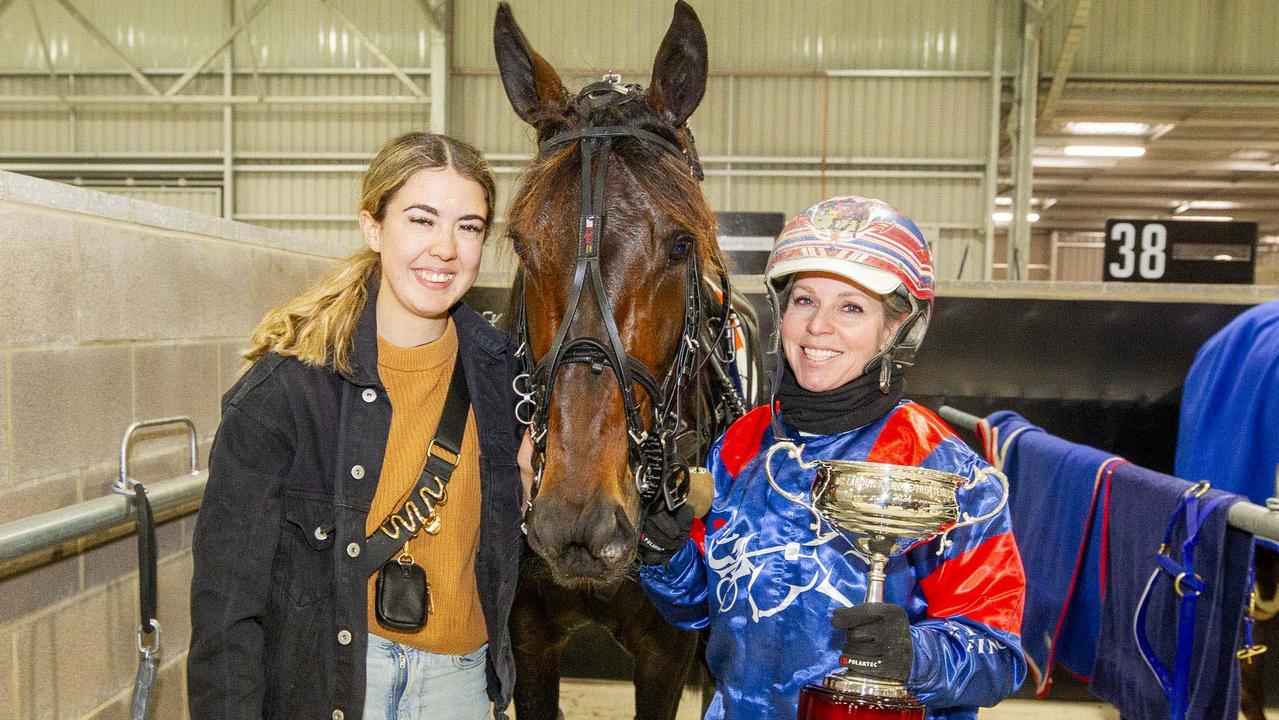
[[765, 196, 935, 366]]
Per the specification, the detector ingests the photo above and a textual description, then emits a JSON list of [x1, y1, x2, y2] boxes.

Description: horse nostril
[[597, 540, 628, 563]]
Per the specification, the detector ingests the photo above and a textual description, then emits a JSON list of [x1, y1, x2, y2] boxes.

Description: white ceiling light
[[992, 212, 1039, 224], [1231, 150, 1272, 161], [1063, 121, 1151, 135], [1174, 200, 1240, 213], [1173, 215, 1234, 222], [995, 196, 1049, 207], [1063, 145, 1147, 158]]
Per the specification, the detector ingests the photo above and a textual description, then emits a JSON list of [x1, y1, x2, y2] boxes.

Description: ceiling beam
[[166, 0, 272, 97], [318, 0, 425, 98], [1055, 115, 1279, 128], [1032, 158, 1279, 173], [415, 0, 446, 34], [50, 0, 162, 95], [1037, 135, 1279, 151], [25, 0, 70, 108], [1034, 177, 1279, 191], [1039, 0, 1093, 122]]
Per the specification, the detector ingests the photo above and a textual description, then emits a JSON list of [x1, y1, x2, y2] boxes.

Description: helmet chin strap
[[859, 294, 930, 393]]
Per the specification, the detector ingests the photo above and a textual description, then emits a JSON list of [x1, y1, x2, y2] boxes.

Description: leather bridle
[[512, 75, 743, 517]]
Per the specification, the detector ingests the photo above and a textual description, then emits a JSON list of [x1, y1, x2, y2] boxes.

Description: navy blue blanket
[[1090, 462, 1252, 720]]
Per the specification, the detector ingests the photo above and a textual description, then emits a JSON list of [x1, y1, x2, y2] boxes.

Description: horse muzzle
[[524, 493, 638, 583]]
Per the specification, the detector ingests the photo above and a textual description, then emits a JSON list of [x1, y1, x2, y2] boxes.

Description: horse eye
[[668, 237, 691, 262], [509, 236, 525, 256]]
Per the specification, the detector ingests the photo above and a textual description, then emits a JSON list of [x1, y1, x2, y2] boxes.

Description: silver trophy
[[766, 441, 1009, 707]]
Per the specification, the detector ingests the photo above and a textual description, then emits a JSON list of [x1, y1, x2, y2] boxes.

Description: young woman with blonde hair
[[188, 132, 524, 720]]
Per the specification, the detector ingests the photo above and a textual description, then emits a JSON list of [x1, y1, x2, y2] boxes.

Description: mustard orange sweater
[[365, 321, 486, 654]]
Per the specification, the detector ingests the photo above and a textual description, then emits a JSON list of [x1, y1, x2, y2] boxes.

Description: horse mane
[[505, 89, 723, 275]]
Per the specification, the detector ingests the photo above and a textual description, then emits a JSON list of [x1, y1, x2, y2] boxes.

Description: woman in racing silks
[[636, 196, 1027, 719]]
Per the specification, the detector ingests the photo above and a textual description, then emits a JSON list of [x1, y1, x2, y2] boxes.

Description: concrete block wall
[[0, 171, 346, 719]]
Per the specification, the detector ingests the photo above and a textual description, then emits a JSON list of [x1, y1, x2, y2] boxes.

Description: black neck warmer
[[776, 360, 904, 436]]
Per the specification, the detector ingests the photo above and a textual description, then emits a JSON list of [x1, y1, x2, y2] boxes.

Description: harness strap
[[516, 97, 742, 514], [129, 483, 160, 719], [1134, 482, 1232, 720], [542, 125, 688, 164]]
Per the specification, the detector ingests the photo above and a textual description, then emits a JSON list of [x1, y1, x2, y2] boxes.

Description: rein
[[513, 75, 742, 519]]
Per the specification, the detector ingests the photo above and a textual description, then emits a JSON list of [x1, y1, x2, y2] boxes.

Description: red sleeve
[[720, 405, 774, 479], [918, 532, 1026, 634], [867, 403, 955, 466]]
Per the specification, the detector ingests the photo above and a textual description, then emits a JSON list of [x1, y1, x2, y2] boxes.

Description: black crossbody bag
[[363, 352, 469, 632]]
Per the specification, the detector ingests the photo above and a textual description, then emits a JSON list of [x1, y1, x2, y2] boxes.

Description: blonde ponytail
[[245, 249, 380, 374]]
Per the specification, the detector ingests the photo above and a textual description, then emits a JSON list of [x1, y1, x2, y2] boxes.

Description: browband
[[540, 125, 688, 163]]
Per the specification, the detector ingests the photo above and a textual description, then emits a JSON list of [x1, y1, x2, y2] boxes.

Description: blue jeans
[[364, 634, 490, 720]]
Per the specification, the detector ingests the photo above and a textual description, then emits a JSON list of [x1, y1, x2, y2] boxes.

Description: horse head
[[495, 1, 720, 585]]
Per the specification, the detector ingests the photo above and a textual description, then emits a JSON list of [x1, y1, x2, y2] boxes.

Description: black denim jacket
[[188, 291, 523, 720]]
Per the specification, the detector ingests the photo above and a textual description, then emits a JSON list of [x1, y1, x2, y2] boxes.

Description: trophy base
[[797, 673, 925, 720]]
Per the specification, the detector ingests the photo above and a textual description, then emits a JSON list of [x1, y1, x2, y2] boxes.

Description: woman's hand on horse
[[518, 428, 534, 513], [637, 504, 696, 566]]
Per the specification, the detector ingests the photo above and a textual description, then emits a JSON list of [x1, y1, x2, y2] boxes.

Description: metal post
[[223, 0, 235, 220], [724, 74, 736, 210], [984, 0, 1005, 281], [1010, 0, 1043, 281], [428, 0, 449, 133]]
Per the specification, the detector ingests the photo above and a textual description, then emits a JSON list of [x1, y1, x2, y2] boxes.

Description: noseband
[[514, 75, 738, 518]]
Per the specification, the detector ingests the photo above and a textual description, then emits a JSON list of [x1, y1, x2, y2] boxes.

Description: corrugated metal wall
[[3, 1, 1275, 285], [454, 1, 999, 71], [1041, 0, 1279, 75], [0, 0, 432, 70], [450, 0, 1000, 279], [2, 0, 1003, 276]]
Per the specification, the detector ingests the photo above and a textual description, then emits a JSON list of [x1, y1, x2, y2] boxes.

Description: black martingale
[[512, 75, 743, 517]]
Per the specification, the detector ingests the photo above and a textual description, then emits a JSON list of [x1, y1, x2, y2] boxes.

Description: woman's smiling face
[[780, 271, 897, 392], [360, 166, 488, 345]]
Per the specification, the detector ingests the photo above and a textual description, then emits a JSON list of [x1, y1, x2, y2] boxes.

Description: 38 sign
[[1103, 219, 1257, 284]]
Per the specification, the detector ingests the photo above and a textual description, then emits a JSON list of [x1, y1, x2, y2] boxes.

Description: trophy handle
[[933, 466, 1010, 556], [764, 440, 819, 508]]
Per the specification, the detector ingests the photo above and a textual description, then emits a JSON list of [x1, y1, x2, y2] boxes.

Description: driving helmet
[[764, 196, 935, 373]]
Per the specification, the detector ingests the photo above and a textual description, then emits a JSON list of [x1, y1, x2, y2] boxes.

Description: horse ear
[[649, 0, 708, 127], [494, 2, 568, 127]]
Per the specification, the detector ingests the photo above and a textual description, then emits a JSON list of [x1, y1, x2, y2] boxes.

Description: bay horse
[[494, 3, 762, 718]]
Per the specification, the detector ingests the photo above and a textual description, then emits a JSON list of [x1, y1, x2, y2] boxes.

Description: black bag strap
[[362, 352, 470, 576]]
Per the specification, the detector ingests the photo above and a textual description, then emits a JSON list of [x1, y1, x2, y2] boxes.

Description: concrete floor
[[540, 679, 1278, 720]]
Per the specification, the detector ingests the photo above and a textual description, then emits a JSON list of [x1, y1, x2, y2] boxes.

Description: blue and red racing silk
[[640, 402, 1026, 720]]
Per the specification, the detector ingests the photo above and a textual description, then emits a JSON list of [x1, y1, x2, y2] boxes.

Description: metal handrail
[[0, 417, 207, 573], [0, 472, 207, 571], [117, 416, 199, 494], [938, 405, 1279, 543]]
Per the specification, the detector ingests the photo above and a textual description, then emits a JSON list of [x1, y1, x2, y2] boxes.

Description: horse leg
[[610, 582, 699, 720], [511, 569, 571, 720], [1241, 545, 1278, 720]]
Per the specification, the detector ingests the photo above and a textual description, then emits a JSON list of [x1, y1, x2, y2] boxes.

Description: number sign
[[1103, 219, 1257, 284]]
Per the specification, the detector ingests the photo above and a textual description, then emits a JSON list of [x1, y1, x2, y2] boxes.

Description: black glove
[[831, 603, 914, 684], [637, 503, 696, 566]]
